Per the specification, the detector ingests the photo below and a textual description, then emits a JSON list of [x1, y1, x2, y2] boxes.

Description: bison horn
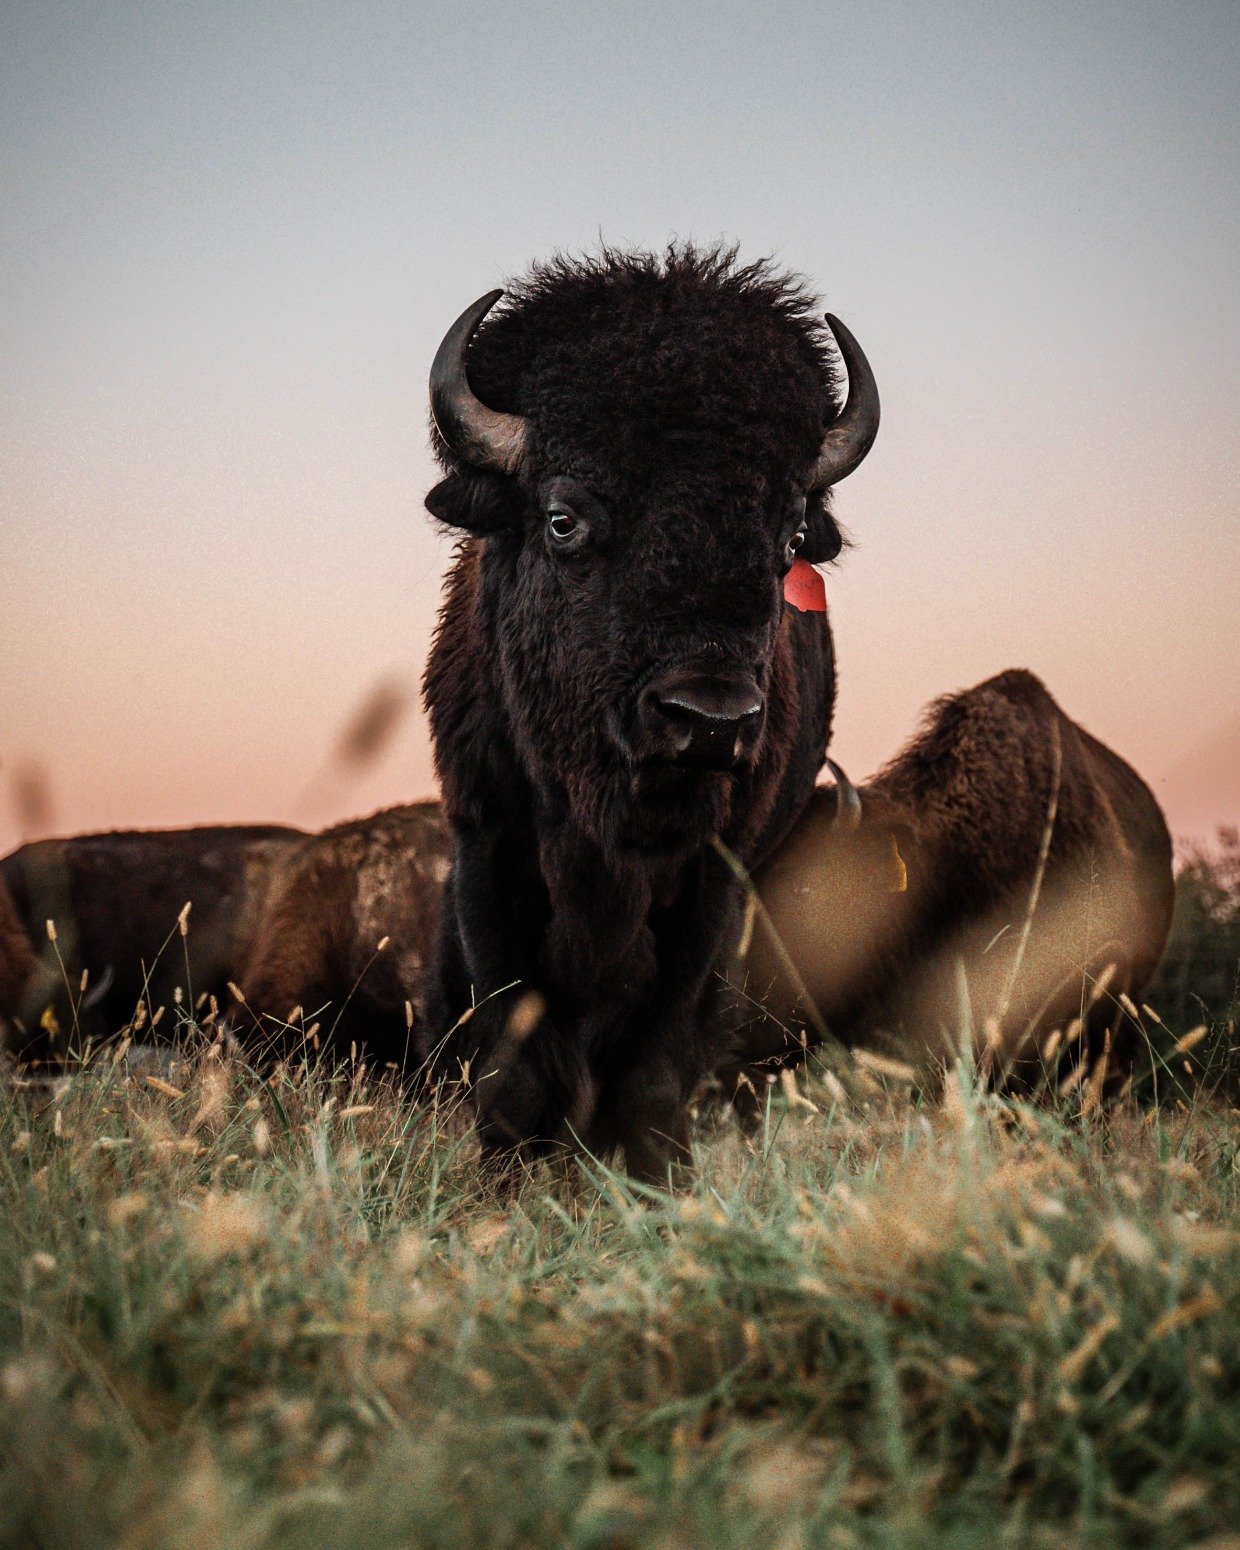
[[430, 289, 528, 476], [826, 757, 863, 832], [808, 314, 881, 491]]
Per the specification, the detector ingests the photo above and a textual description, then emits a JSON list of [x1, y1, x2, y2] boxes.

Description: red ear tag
[[784, 557, 827, 613]]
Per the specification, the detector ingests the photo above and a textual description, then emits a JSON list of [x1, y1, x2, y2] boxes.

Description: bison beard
[[420, 245, 878, 1181]]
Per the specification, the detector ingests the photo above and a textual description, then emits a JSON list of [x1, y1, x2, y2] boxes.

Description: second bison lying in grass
[[726, 669, 1175, 1098], [0, 808, 448, 1070], [0, 824, 301, 1061], [233, 803, 449, 1066]]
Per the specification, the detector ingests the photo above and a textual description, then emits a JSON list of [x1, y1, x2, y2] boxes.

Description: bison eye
[[540, 477, 605, 556], [548, 510, 579, 542], [784, 526, 807, 568]]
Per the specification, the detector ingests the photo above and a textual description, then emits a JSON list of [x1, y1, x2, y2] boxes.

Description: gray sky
[[2, 1, 1237, 845]]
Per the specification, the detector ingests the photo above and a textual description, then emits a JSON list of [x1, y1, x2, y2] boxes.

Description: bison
[[0, 825, 301, 1061], [0, 869, 37, 1051], [234, 802, 449, 1066], [728, 669, 1175, 1095], [0, 808, 450, 1074], [421, 245, 879, 1180]]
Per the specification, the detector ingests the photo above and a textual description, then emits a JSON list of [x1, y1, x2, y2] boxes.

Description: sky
[[2, 0, 1237, 853]]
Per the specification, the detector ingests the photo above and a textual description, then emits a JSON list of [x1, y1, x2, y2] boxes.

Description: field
[[0, 843, 1237, 1550]]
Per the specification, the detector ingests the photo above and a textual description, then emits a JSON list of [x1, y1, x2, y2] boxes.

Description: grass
[[0, 1005, 1238, 1550], [1147, 829, 1240, 1068]]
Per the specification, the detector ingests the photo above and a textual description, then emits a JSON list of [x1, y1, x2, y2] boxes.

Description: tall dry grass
[[0, 1006, 1237, 1548]]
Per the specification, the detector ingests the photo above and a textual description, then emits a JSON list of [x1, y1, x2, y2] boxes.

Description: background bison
[[0, 870, 37, 1049], [731, 669, 1175, 1095], [0, 825, 301, 1061], [0, 809, 449, 1075], [235, 802, 449, 1066], [421, 246, 879, 1179]]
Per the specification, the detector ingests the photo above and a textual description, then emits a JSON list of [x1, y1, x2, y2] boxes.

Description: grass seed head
[[506, 990, 545, 1041], [106, 1192, 148, 1226], [1057, 1314, 1121, 1385], [1105, 1216, 1155, 1266], [186, 1191, 266, 1262]]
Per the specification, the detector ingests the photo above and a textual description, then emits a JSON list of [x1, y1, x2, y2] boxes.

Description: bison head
[[425, 247, 878, 850]]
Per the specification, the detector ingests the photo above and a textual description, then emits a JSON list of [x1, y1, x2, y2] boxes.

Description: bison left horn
[[808, 315, 880, 490], [826, 758, 863, 831], [430, 289, 529, 477]]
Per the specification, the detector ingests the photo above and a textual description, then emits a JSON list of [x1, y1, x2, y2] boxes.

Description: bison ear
[[424, 471, 515, 535], [799, 493, 845, 565]]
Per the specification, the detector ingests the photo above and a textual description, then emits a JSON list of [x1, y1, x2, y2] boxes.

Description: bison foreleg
[[432, 825, 595, 1160], [596, 849, 742, 1182], [608, 1055, 693, 1188]]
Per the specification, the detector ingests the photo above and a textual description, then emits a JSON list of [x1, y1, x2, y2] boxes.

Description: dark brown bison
[[421, 245, 880, 1180], [728, 669, 1175, 1095], [0, 871, 37, 1051], [234, 802, 449, 1066], [0, 825, 301, 1061]]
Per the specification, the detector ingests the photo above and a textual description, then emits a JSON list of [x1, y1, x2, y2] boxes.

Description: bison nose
[[641, 672, 765, 769]]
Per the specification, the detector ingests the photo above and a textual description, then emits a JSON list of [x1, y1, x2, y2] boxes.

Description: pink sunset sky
[[3, 4, 1237, 855]]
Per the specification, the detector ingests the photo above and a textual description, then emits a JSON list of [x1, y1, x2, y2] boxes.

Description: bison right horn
[[826, 757, 863, 831], [808, 315, 880, 491], [430, 289, 529, 477]]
